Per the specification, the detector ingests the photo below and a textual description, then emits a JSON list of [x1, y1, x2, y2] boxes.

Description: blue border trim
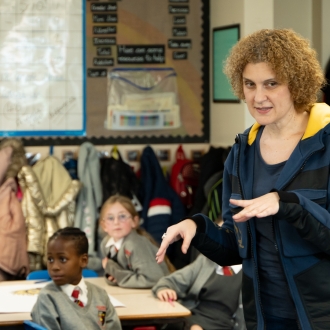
[[8, 0, 210, 146], [0, 0, 86, 138], [82, 0, 87, 136]]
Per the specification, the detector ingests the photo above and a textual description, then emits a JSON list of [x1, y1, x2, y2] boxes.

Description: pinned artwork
[[0, 0, 85, 137]]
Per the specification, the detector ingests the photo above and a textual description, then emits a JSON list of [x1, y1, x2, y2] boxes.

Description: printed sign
[[93, 26, 117, 34], [173, 51, 188, 60], [87, 69, 107, 77], [168, 39, 191, 49], [117, 45, 165, 64]]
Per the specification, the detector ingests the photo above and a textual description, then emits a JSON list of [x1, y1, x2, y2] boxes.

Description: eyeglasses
[[104, 213, 131, 224]]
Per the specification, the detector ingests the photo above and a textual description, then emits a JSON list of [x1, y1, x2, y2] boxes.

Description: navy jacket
[[191, 103, 330, 330]]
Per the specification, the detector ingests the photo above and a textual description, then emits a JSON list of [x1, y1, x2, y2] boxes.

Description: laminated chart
[[0, 0, 85, 137]]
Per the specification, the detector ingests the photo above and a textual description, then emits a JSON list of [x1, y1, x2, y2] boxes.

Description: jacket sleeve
[[105, 247, 166, 288], [274, 200, 330, 254], [152, 255, 202, 299], [31, 292, 62, 330]]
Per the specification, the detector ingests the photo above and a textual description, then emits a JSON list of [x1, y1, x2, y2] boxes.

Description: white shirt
[[215, 264, 242, 275], [60, 277, 88, 306], [105, 237, 124, 258]]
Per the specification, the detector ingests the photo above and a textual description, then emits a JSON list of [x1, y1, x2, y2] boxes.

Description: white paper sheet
[[108, 295, 125, 308], [0, 282, 48, 313], [0, 282, 125, 313]]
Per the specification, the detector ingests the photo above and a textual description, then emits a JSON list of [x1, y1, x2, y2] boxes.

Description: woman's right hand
[[156, 219, 197, 263], [157, 289, 177, 302]]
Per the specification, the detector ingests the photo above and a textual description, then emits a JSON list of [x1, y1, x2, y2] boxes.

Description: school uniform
[[152, 254, 244, 330], [101, 229, 170, 288], [31, 279, 122, 330]]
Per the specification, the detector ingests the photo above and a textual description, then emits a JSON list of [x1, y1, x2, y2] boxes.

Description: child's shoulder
[[125, 230, 153, 245], [85, 281, 108, 296], [100, 234, 111, 246], [123, 230, 157, 251], [40, 281, 59, 293]]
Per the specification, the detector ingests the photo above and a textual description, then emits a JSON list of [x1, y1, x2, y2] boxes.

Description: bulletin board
[[213, 24, 240, 103], [0, 0, 86, 137], [0, 0, 210, 146]]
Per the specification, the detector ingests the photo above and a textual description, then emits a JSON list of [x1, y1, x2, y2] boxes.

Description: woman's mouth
[[255, 106, 272, 113]]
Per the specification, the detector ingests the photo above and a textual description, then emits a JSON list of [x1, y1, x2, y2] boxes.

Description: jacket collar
[[247, 103, 330, 145]]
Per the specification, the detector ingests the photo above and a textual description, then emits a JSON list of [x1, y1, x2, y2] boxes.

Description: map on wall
[[0, 0, 85, 137]]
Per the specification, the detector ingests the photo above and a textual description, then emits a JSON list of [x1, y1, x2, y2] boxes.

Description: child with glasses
[[100, 195, 171, 288], [31, 227, 122, 330]]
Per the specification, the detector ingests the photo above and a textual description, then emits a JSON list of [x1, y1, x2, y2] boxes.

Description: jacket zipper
[[235, 134, 266, 329]]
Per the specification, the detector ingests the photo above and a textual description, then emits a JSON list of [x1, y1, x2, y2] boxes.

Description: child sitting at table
[[100, 195, 171, 288], [31, 227, 122, 330], [152, 217, 245, 330]]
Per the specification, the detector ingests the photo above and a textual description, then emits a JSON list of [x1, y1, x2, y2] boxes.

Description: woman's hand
[[157, 289, 177, 302], [156, 219, 197, 263], [230, 192, 280, 222]]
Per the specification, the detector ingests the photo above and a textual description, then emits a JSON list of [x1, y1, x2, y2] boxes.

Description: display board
[[0, 0, 209, 145], [0, 0, 86, 137], [213, 24, 240, 103]]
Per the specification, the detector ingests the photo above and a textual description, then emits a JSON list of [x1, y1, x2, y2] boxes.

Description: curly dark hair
[[223, 29, 325, 112], [49, 227, 88, 256]]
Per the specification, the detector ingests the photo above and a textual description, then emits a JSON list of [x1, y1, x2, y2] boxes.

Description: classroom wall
[[24, 0, 330, 166], [210, 0, 329, 146]]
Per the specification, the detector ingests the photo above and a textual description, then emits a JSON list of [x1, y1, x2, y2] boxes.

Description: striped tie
[[222, 266, 233, 276], [72, 288, 84, 307]]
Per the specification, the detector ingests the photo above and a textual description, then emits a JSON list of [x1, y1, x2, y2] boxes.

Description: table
[[0, 278, 191, 327]]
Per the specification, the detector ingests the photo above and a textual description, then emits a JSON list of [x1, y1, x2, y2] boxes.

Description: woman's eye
[[47, 258, 54, 263], [60, 257, 67, 262], [267, 81, 277, 87], [244, 81, 254, 88]]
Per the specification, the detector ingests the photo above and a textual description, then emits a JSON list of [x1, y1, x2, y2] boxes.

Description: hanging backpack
[[170, 146, 200, 209]]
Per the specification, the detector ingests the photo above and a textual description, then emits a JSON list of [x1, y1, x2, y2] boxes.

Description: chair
[[26, 268, 98, 280], [23, 320, 47, 330]]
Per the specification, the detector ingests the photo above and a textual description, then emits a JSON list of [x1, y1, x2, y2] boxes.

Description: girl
[[100, 195, 172, 288]]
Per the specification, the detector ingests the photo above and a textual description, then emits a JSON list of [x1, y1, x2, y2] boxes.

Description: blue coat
[[191, 103, 330, 330], [140, 146, 186, 244]]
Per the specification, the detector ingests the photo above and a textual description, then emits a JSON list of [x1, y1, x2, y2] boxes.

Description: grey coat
[[74, 142, 103, 258], [152, 254, 246, 330], [101, 230, 170, 288]]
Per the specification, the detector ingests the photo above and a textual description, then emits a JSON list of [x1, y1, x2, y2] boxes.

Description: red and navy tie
[[72, 288, 84, 307]]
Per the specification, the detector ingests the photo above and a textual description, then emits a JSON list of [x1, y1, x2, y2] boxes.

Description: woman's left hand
[[230, 192, 280, 222]]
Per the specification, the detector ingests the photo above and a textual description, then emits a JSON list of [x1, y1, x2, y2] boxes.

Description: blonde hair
[[100, 195, 176, 273], [223, 29, 325, 112]]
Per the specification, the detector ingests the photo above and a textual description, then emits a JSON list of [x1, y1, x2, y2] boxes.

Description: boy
[[31, 227, 122, 330]]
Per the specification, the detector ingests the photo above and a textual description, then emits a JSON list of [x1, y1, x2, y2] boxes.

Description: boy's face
[[47, 238, 88, 286]]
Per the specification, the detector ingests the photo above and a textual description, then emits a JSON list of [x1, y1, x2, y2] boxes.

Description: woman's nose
[[254, 86, 267, 103]]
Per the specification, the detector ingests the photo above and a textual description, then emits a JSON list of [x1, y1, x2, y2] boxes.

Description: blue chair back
[[82, 269, 98, 278], [26, 269, 98, 280], [24, 320, 47, 330], [26, 270, 50, 281]]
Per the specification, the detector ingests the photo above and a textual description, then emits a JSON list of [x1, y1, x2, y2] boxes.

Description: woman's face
[[242, 62, 296, 127]]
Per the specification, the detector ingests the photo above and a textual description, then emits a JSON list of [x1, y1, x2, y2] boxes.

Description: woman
[[156, 29, 330, 330]]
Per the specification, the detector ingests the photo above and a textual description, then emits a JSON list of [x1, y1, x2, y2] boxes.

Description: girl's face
[[102, 202, 138, 241], [242, 62, 296, 128]]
